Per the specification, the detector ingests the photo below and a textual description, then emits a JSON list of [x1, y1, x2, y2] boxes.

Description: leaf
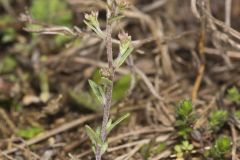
[[17, 126, 43, 139], [85, 125, 102, 145], [0, 56, 17, 74], [227, 87, 240, 104], [113, 47, 133, 68], [68, 89, 99, 111], [109, 15, 124, 23], [174, 145, 182, 153], [107, 113, 130, 134], [112, 74, 131, 102], [140, 144, 151, 160], [100, 142, 108, 155], [209, 110, 228, 132], [88, 80, 105, 104], [153, 143, 166, 154], [30, 0, 72, 25], [54, 35, 72, 46], [176, 100, 193, 119], [92, 69, 102, 83], [215, 136, 231, 153], [1, 28, 16, 43]]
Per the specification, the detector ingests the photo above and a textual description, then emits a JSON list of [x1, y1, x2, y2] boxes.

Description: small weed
[[175, 100, 195, 139], [174, 140, 194, 160], [140, 141, 166, 160], [209, 110, 228, 132], [17, 126, 43, 139], [235, 110, 240, 120], [227, 87, 240, 104], [205, 136, 231, 159]]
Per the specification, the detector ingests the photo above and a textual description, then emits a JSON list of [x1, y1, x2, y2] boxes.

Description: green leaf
[[17, 126, 43, 139], [153, 143, 166, 154], [0, 56, 17, 74], [88, 80, 105, 104], [84, 20, 103, 37], [113, 47, 133, 68], [227, 87, 240, 104], [54, 35, 72, 46], [109, 15, 124, 23], [30, 0, 72, 25], [101, 142, 108, 155], [68, 89, 99, 111], [106, 119, 112, 131], [92, 69, 102, 83], [235, 110, 240, 120], [107, 113, 130, 134], [209, 136, 231, 159], [140, 144, 151, 160], [181, 141, 193, 151], [215, 136, 231, 153], [112, 74, 131, 102], [209, 110, 228, 132], [176, 100, 193, 118], [174, 145, 182, 153], [1, 28, 16, 43], [85, 125, 102, 145]]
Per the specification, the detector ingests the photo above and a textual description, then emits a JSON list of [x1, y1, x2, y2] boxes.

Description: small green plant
[[17, 126, 43, 139], [140, 141, 166, 160], [175, 100, 195, 139], [30, 0, 72, 26], [24, 0, 132, 159], [174, 140, 194, 159], [205, 136, 231, 159], [209, 110, 228, 132], [227, 86, 240, 104], [84, 1, 132, 159], [85, 113, 129, 157], [235, 110, 240, 120]]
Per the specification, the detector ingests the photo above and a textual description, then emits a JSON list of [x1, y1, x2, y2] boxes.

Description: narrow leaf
[[101, 142, 108, 155], [88, 80, 105, 104], [114, 47, 133, 68], [107, 113, 130, 133], [85, 125, 102, 145]]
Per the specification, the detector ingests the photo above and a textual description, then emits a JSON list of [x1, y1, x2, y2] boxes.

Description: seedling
[[175, 100, 195, 139], [227, 87, 240, 104], [140, 141, 166, 160], [25, 0, 133, 159], [205, 136, 231, 159], [174, 140, 194, 159], [84, 1, 133, 159], [209, 110, 228, 132]]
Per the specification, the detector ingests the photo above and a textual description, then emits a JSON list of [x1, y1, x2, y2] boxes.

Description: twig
[[108, 134, 171, 152], [229, 122, 238, 160], [134, 67, 163, 100], [0, 108, 16, 133], [192, 0, 206, 101], [225, 0, 232, 26], [115, 144, 143, 160]]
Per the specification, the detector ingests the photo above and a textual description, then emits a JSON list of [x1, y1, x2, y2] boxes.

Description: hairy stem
[[95, 20, 114, 160]]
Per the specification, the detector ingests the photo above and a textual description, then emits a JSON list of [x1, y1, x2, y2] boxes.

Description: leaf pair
[[84, 12, 104, 38], [113, 33, 133, 69], [85, 113, 129, 155], [106, 113, 130, 134], [85, 125, 107, 155]]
